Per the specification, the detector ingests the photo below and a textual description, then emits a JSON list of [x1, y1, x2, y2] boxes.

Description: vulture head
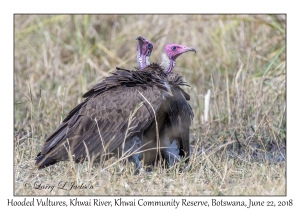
[[161, 44, 196, 74], [136, 36, 153, 70]]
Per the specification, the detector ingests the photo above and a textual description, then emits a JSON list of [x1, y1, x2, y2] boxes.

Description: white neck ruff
[[160, 52, 175, 73]]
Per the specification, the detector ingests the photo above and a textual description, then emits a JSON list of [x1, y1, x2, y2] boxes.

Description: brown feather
[[36, 68, 165, 168], [36, 64, 193, 169]]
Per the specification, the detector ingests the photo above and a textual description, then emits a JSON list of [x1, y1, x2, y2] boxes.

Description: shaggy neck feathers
[[137, 49, 151, 70], [160, 53, 175, 74]]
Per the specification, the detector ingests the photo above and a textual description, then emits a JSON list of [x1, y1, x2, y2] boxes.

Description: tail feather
[[35, 154, 58, 169]]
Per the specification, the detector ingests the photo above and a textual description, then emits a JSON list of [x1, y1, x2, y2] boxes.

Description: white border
[[3, 0, 299, 209]]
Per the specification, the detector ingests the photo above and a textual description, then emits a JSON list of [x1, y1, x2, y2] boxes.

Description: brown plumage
[[139, 64, 193, 167], [35, 63, 193, 170]]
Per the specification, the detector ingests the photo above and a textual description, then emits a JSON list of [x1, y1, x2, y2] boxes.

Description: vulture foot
[[162, 140, 180, 166]]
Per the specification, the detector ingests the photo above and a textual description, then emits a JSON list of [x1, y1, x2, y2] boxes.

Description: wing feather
[[36, 75, 163, 168]]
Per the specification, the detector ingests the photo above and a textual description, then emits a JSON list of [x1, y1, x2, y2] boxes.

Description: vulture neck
[[160, 52, 175, 74], [137, 54, 151, 70], [136, 47, 151, 70], [137, 50, 144, 70], [146, 55, 150, 67]]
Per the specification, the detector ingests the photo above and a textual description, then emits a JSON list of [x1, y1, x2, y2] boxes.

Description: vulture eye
[[171, 46, 177, 51], [148, 44, 153, 49]]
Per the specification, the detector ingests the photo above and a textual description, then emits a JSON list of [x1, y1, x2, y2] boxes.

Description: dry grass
[[14, 14, 286, 195]]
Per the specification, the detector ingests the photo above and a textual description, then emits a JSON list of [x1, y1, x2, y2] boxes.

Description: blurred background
[[14, 15, 286, 195]]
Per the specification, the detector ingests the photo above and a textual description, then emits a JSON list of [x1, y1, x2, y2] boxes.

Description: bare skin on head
[[136, 36, 196, 74], [136, 36, 153, 70], [160, 44, 196, 74]]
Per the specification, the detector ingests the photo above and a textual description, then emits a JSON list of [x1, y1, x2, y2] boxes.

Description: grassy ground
[[14, 14, 286, 195]]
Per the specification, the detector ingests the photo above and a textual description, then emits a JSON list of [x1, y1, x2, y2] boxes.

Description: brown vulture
[[35, 37, 195, 174], [133, 36, 195, 170]]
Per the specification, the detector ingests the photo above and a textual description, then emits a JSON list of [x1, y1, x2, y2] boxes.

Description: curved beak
[[136, 36, 144, 54], [175, 46, 196, 59], [183, 47, 196, 54], [189, 48, 196, 54], [136, 36, 143, 41]]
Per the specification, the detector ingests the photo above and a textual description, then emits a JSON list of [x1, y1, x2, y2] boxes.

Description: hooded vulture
[[35, 37, 195, 174]]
